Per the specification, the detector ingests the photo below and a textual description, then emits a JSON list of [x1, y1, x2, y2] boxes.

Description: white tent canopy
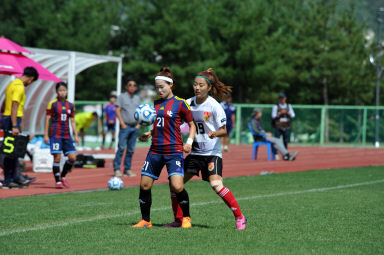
[[0, 47, 122, 135]]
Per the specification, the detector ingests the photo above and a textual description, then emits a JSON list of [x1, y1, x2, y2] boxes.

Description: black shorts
[[105, 123, 116, 132], [184, 155, 223, 182]]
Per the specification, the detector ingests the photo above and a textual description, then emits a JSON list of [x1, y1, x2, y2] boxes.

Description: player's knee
[[53, 154, 61, 162], [140, 182, 152, 190], [170, 182, 184, 193], [210, 180, 224, 192], [67, 154, 76, 162]]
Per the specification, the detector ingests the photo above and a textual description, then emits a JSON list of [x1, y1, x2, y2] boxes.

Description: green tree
[[0, 0, 121, 100], [0, 0, 376, 104]]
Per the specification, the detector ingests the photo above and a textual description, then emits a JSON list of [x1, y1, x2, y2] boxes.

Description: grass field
[[1, 166, 383, 254]]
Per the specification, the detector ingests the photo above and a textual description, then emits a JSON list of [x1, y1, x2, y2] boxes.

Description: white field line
[[0, 179, 383, 237]]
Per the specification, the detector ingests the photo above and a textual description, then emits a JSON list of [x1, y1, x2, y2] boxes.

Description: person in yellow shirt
[[2, 67, 39, 189], [75, 111, 98, 146]]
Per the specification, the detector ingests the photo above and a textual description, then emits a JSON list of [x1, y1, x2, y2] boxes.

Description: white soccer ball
[[134, 104, 156, 126], [108, 177, 124, 190]]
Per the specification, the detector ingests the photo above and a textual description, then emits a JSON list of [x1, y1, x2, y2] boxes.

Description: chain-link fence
[[233, 104, 384, 147], [73, 101, 384, 148]]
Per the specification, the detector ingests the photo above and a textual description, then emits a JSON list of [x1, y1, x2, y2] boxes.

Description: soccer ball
[[108, 177, 124, 190], [134, 104, 156, 126]]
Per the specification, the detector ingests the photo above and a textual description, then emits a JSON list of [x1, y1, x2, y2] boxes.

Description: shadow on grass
[[120, 222, 210, 228]]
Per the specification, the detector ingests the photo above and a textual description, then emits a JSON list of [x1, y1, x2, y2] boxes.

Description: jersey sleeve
[[180, 100, 193, 123], [11, 85, 24, 104], [70, 103, 75, 118], [214, 102, 227, 128], [46, 101, 54, 116]]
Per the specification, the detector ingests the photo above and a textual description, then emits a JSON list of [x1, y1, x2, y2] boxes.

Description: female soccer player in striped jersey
[[132, 67, 196, 228], [44, 82, 79, 189], [165, 68, 246, 230]]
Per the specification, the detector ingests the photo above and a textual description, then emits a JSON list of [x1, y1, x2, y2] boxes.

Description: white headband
[[155, 76, 173, 83]]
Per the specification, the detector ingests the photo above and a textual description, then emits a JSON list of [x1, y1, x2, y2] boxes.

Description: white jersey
[[187, 96, 227, 157]]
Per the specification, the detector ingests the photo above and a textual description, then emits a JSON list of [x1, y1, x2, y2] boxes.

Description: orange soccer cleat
[[132, 220, 152, 228], [181, 217, 192, 229]]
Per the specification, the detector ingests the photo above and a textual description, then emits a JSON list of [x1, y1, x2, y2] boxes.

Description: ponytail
[[197, 68, 232, 100]]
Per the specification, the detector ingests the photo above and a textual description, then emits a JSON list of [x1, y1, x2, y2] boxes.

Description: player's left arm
[[208, 103, 227, 139], [70, 117, 80, 145], [209, 125, 227, 139], [184, 120, 196, 153], [70, 107, 80, 144]]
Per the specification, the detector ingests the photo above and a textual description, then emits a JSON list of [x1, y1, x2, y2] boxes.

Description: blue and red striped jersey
[[151, 96, 193, 155], [104, 103, 116, 123], [46, 99, 75, 139]]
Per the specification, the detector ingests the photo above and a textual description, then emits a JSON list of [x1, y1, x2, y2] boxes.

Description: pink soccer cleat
[[236, 215, 247, 230], [61, 178, 70, 188], [55, 182, 64, 189], [162, 221, 182, 228]]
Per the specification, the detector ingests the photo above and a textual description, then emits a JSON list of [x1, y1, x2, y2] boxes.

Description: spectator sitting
[[249, 108, 298, 161]]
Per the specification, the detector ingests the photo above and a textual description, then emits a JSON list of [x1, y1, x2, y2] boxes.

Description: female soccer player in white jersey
[[165, 68, 246, 230]]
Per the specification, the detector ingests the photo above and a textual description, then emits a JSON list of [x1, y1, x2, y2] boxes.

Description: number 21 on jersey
[[156, 117, 164, 127]]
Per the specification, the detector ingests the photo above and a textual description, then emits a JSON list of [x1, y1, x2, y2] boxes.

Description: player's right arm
[[44, 101, 55, 144]]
